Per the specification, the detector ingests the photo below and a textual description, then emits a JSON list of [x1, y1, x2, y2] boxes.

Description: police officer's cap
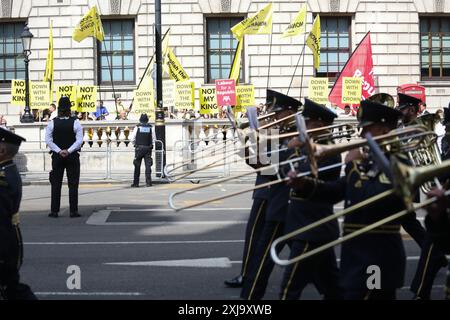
[[266, 89, 302, 113], [303, 98, 337, 124], [0, 127, 26, 146], [58, 96, 72, 112], [358, 100, 402, 128], [397, 93, 421, 111], [140, 113, 149, 123]]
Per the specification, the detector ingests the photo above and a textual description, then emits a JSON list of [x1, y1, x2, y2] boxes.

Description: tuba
[[366, 93, 396, 108]]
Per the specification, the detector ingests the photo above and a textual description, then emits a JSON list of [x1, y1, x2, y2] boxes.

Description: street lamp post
[[20, 24, 34, 123]]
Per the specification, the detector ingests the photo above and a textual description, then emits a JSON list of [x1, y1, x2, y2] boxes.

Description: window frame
[[420, 15, 450, 81], [204, 14, 246, 84], [0, 20, 27, 87], [314, 14, 352, 80], [97, 17, 136, 86]]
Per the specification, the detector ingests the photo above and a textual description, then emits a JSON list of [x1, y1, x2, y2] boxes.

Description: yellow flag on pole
[[231, 3, 273, 40], [73, 6, 105, 42], [281, 4, 307, 38], [229, 39, 243, 83], [163, 48, 190, 82], [43, 20, 54, 102], [306, 15, 321, 70]]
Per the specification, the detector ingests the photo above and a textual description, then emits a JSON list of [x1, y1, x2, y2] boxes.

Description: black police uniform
[[0, 129, 36, 300], [50, 117, 81, 215], [133, 123, 154, 187], [398, 94, 448, 299]]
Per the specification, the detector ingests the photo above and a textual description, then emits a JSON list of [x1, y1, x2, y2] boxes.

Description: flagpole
[[102, 41, 119, 118], [287, 32, 308, 96], [298, 36, 308, 101], [265, 23, 274, 90]]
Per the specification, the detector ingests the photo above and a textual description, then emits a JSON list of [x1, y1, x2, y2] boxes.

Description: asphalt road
[[16, 182, 449, 300]]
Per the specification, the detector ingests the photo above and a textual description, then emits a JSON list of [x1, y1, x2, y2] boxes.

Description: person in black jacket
[[130, 114, 156, 188], [0, 127, 36, 300], [45, 96, 83, 218]]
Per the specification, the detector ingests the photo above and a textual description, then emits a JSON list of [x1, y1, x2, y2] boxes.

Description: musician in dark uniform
[[280, 98, 342, 300], [225, 90, 295, 288], [397, 93, 448, 299], [289, 100, 407, 299], [442, 107, 450, 159], [130, 114, 156, 188], [240, 91, 301, 300], [45, 96, 84, 218], [0, 127, 36, 300]]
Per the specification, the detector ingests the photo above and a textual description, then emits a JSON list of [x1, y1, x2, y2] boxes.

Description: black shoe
[[70, 212, 81, 218], [224, 275, 244, 288], [48, 212, 58, 218], [131, 184, 139, 188], [146, 183, 153, 187]]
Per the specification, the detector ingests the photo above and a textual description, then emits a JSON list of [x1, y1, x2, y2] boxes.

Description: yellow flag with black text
[[163, 48, 190, 82], [73, 6, 105, 42], [43, 21, 54, 102], [229, 39, 243, 83], [281, 4, 307, 38], [306, 15, 321, 70], [231, 3, 273, 40]]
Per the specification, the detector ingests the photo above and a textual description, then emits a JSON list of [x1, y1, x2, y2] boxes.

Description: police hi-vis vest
[[135, 124, 153, 147]]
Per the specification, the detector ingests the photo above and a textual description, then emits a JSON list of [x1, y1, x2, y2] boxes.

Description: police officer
[[225, 90, 300, 288], [397, 93, 448, 299], [131, 114, 156, 188], [280, 99, 342, 300], [0, 127, 36, 300], [45, 96, 83, 218], [240, 91, 301, 300], [290, 100, 407, 299]]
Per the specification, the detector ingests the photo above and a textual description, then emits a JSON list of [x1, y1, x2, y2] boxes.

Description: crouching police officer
[[131, 114, 156, 187], [0, 127, 36, 300]]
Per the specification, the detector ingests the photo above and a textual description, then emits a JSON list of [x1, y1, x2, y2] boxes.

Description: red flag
[[328, 32, 375, 109]]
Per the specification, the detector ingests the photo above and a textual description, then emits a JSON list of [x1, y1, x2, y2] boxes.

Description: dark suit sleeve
[[292, 176, 346, 205], [425, 213, 450, 253]]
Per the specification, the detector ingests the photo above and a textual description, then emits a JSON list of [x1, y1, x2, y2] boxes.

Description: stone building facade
[[0, 0, 449, 125]]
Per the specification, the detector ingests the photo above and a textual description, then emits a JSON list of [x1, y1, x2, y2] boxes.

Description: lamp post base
[[20, 112, 34, 123]]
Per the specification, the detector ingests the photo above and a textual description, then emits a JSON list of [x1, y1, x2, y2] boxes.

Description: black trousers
[[240, 199, 267, 278], [402, 213, 448, 299], [133, 146, 152, 186], [241, 221, 284, 300], [0, 225, 36, 300], [279, 241, 341, 300], [50, 152, 80, 213]]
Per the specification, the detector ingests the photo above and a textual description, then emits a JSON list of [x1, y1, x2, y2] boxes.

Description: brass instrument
[[168, 125, 432, 211], [366, 93, 396, 108], [270, 158, 450, 266]]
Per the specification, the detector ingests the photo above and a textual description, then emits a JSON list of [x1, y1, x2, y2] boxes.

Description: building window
[[0, 22, 26, 83], [317, 17, 351, 79], [206, 17, 244, 83], [98, 19, 135, 85], [420, 17, 450, 79]]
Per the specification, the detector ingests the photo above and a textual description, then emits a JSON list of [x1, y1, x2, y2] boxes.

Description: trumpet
[[270, 157, 450, 266], [168, 125, 433, 211], [165, 122, 357, 182]]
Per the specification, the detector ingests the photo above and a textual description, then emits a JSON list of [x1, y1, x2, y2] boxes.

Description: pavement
[[16, 182, 449, 300]]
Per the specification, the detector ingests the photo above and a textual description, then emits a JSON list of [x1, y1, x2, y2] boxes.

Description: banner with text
[[56, 85, 78, 110], [199, 86, 218, 115], [11, 80, 26, 106], [77, 85, 97, 112], [342, 77, 362, 105], [308, 78, 329, 105], [235, 85, 255, 112], [175, 81, 195, 110], [133, 80, 155, 120], [163, 80, 176, 110], [30, 82, 51, 110]]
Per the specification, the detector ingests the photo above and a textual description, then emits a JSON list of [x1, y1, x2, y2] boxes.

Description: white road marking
[[35, 292, 144, 296], [24, 240, 244, 246], [105, 257, 233, 268]]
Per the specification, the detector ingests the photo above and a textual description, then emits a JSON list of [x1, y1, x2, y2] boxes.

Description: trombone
[[168, 125, 432, 211], [270, 156, 450, 267], [166, 122, 356, 182]]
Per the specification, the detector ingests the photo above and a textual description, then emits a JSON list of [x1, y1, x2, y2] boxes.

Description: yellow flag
[[229, 39, 243, 83], [281, 4, 307, 38], [44, 21, 54, 102], [231, 3, 273, 40], [163, 48, 190, 82], [73, 6, 105, 42], [306, 15, 321, 70]]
